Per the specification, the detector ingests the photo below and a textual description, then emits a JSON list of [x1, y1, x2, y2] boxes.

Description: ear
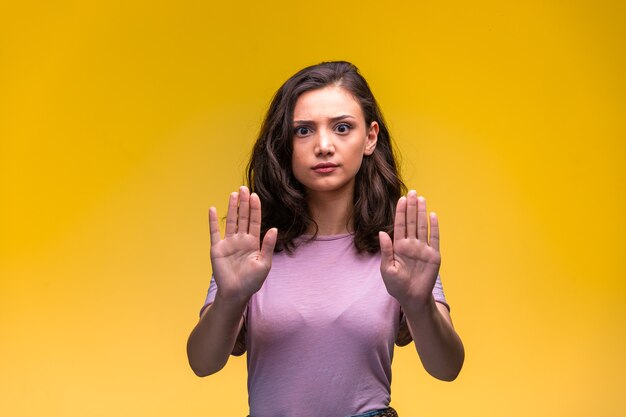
[[364, 121, 379, 156]]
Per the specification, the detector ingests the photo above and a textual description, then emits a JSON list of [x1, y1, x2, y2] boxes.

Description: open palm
[[209, 186, 277, 303], [379, 191, 441, 306]]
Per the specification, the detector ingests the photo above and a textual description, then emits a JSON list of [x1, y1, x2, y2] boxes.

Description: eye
[[336, 123, 352, 134], [294, 126, 311, 137]]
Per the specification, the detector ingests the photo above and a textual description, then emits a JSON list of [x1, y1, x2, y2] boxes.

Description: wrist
[[399, 293, 437, 317], [214, 290, 251, 311]]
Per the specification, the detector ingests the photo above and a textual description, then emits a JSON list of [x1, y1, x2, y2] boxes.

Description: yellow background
[[1, 1, 624, 416]]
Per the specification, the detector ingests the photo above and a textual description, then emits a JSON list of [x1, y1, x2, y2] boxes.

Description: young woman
[[187, 61, 464, 417]]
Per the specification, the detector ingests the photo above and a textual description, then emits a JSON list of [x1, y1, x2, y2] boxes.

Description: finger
[[417, 196, 428, 241], [208, 207, 222, 245], [379, 231, 395, 269], [429, 212, 440, 251], [237, 186, 250, 234], [406, 190, 418, 239], [260, 227, 278, 266], [394, 196, 407, 241], [225, 192, 239, 237], [249, 192, 262, 239]]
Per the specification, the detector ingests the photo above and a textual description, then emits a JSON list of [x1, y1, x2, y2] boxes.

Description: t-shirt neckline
[[298, 232, 353, 241]]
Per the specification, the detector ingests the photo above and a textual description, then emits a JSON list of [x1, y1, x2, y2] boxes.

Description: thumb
[[379, 231, 394, 270], [260, 228, 278, 266]]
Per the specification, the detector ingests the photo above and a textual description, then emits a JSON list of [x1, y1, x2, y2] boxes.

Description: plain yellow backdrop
[[1, 1, 624, 416]]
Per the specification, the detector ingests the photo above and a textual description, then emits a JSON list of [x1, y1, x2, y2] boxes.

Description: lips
[[312, 162, 338, 173]]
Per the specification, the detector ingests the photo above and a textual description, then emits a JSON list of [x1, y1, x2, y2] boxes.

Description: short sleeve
[[198, 275, 218, 318], [395, 273, 450, 346], [432, 274, 450, 311]]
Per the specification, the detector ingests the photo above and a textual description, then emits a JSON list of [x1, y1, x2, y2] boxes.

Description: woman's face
[[291, 85, 378, 197]]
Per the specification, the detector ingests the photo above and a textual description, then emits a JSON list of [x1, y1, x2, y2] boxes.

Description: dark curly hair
[[246, 61, 406, 253]]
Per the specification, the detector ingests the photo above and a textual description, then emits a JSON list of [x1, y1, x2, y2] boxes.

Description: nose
[[315, 129, 335, 156]]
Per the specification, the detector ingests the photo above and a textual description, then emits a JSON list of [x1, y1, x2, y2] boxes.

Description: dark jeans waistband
[[246, 406, 398, 417], [348, 406, 398, 417]]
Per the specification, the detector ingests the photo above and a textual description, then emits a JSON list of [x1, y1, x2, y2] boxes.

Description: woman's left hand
[[379, 190, 441, 307]]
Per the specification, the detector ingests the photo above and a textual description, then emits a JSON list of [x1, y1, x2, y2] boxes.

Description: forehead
[[293, 85, 363, 120]]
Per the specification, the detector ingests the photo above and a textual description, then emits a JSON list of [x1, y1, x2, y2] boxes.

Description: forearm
[[186, 292, 248, 377], [402, 295, 465, 381]]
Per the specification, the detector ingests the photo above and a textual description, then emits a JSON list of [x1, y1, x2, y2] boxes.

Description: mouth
[[312, 162, 339, 173]]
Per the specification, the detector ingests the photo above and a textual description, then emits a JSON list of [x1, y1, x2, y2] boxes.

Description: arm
[[380, 191, 464, 381], [186, 186, 277, 377], [401, 297, 464, 381], [187, 294, 247, 376]]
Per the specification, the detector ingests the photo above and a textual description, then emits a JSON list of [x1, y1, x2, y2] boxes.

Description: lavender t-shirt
[[200, 234, 448, 417]]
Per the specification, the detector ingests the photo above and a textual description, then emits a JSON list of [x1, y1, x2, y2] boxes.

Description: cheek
[[291, 147, 306, 178], [291, 146, 299, 166], [346, 146, 366, 170], [352, 157, 366, 175]]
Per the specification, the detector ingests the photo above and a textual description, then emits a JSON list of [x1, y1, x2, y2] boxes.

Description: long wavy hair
[[246, 61, 406, 253]]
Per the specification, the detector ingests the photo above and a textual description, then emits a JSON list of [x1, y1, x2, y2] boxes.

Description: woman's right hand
[[209, 186, 277, 304]]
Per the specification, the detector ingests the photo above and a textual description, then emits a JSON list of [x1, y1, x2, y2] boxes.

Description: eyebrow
[[293, 114, 357, 124]]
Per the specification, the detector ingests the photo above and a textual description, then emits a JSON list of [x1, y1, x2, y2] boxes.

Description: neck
[[305, 188, 354, 235]]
